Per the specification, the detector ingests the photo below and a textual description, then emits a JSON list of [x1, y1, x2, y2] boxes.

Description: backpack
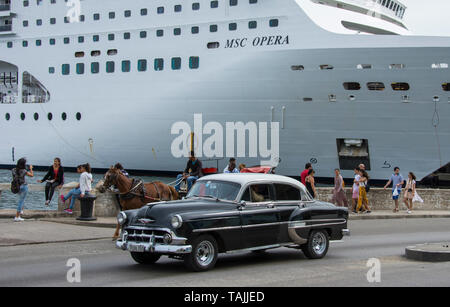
[[10, 168, 23, 194]]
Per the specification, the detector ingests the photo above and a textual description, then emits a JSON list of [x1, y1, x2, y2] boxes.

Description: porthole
[[367, 82, 385, 91], [48, 113, 53, 121], [76, 112, 81, 121], [62, 112, 67, 121], [91, 50, 101, 57], [20, 113, 26, 121], [107, 49, 118, 56], [343, 82, 361, 90], [291, 65, 304, 71], [34, 113, 39, 121], [442, 83, 450, 91], [75, 51, 85, 58], [5, 113, 10, 121], [207, 42, 220, 49], [320, 64, 334, 70], [391, 82, 410, 91], [303, 97, 313, 102]]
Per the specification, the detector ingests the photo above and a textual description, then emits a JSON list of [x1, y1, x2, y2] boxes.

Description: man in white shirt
[[223, 158, 239, 173]]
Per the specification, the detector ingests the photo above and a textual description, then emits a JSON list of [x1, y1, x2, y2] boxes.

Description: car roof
[[197, 173, 305, 189]]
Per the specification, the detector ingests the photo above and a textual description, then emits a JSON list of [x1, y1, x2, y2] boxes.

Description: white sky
[[403, 0, 450, 36]]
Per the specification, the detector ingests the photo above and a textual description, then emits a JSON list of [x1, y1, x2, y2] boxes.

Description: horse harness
[[119, 179, 171, 202]]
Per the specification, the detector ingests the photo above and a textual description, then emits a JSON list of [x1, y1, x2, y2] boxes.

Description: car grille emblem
[[138, 218, 155, 224]]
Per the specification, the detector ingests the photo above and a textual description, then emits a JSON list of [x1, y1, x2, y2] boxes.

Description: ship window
[[64, 37, 70, 44], [36, 40, 42, 47], [91, 50, 101, 57], [122, 61, 131, 72], [211, 1, 219, 8], [174, 5, 182, 12], [250, 0, 258, 3], [36, 19, 42, 26], [138, 60, 147, 72], [106, 61, 115, 73], [189, 57, 200, 69], [207, 42, 220, 49], [291, 65, 304, 71], [157, 7, 164, 14], [62, 64, 70, 75], [93, 13, 100, 21], [367, 82, 385, 91], [5, 113, 10, 121], [33, 113, 39, 121], [230, 0, 238, 6], [79, 15, 85, 22], [124, 32, 131, 40], [432, 63, 449, 69], [303, 98, 313, 102], [141, 8, 148, 16], [357, 64, 372, 69], [20, 113, 25, 121], [192, 3, 200, 10], [391, 82, 410, 91], [76, 113, 81, 121], [7, 42, 12, 48], [48, 67, 55, 74], [91, 62, 100, 74], [343, 82, 361, 90], [62, 113, 67, 121], [140, 31, 147, 38], [172, 57, 182, 70], [174, 28, 181, 36], [50, 38, 55, 45], [93, 35, 99, 42], [320, 64, 333, 70], [442, 83, 450, 91], [22, 41, 28, 47], [23, 20, 28, 27], [109, 12, 115, 19], [210, 25, 218, 32], [108, 34, 115, 41], [124, 10, 131, 18], [76, 63, 84, 75], [269, 19, 279, 27], [249, 21, 257, 29], [64, 17, 69, 24], [156, 30, 164, 37], [154, 58, 164, 71], [229, 23, 237, 31], [24, 1, 29, 7], [107, 49, 118, 56], [389, 64, 405, 69], [192, 26, 199, 34], [78, 36, 84, 43]]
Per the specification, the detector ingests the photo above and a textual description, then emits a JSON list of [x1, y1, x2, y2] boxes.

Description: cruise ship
[[0, 0, 449, 183]]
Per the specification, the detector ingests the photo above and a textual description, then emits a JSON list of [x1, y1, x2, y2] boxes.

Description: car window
[[187, 180, 241, 201], [274, 184, 301, 201], [247, 184, 273, 203]]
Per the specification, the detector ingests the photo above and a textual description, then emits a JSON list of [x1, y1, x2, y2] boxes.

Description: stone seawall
[[1, 183, 449, 217]]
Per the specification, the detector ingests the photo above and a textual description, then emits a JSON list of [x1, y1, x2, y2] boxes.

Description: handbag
[[392, 188, 399, 197]]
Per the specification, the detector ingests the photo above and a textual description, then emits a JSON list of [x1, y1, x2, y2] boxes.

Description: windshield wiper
[[189, 195, 220, 202]]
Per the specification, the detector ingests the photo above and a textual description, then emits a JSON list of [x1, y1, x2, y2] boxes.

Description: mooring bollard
[[76, 195, 97, 221]]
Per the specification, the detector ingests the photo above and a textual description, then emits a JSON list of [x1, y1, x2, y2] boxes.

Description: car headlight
[[171, 215, 183, 229], [117, 212, 127, 225]]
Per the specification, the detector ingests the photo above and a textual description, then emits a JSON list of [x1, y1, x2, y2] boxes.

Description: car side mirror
[[238, 200, 246, 210]]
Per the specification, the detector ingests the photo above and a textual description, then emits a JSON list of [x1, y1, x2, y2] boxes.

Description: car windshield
[[187, 180, 241, 201]]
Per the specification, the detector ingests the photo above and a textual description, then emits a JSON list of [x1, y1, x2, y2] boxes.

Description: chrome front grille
[[124, 228, 167, 244]]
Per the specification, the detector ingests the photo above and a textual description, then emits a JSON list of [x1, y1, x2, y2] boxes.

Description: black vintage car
[[116, 174, 349, 271]]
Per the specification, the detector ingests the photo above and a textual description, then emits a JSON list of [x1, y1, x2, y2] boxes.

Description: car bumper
[[342, 229, 351, 236], [116, 240, 192, 254]]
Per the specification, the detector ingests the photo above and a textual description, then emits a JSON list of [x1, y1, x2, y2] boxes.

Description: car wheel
[[301, 230, 329, 259], [130, 252, 161, 265], [184, 235, 218, 272]]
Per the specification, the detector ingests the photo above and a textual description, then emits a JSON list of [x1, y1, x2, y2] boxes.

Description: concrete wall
[[1, 183, 449, 216]]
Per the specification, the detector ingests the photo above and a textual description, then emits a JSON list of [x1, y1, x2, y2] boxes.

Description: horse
[[98, 167, 179, 240]]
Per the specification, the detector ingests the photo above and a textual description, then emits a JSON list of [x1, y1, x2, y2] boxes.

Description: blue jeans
[[175, 174, 198, 192], [17, 184, 28, 213], [64, 188, 81, 209]]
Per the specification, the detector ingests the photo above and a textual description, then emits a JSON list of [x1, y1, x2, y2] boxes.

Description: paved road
[[0, 218, 449, 287]]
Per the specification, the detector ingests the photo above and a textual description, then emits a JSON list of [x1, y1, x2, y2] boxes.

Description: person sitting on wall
[[175, 151, 203, 192]]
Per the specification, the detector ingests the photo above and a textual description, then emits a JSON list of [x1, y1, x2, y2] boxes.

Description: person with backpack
[[37, 158, 64, 206], [11, 158, 34, 222]]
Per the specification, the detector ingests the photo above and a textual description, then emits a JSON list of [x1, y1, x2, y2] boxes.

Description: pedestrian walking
[[403, 172, 417, 214], [351, 167, 361, 213], [332, 169, 348, 207], [11, 158, 34, 222], [60, 163, 93, 214], [37, 158, 64, 206], [301, 163, 312, 185], [383, 167, 405, 213], [356, 169, 371, 213], [305, 169, 317, 199]]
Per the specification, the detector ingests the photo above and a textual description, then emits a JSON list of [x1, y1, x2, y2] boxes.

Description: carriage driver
[[175, 151, 203, 192]]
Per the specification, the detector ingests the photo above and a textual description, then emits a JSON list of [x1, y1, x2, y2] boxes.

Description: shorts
[[392, 189, 402, 200]]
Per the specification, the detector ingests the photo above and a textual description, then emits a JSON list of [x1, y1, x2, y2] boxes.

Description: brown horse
[[98, 167, 179, 239]]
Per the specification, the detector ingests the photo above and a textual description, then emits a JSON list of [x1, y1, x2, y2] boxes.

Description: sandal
[[393, 208, 399, 213]]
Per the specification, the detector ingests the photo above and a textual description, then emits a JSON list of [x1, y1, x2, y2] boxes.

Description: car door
[[239, 183, 280, 249], [274, 183, 304, 243]]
